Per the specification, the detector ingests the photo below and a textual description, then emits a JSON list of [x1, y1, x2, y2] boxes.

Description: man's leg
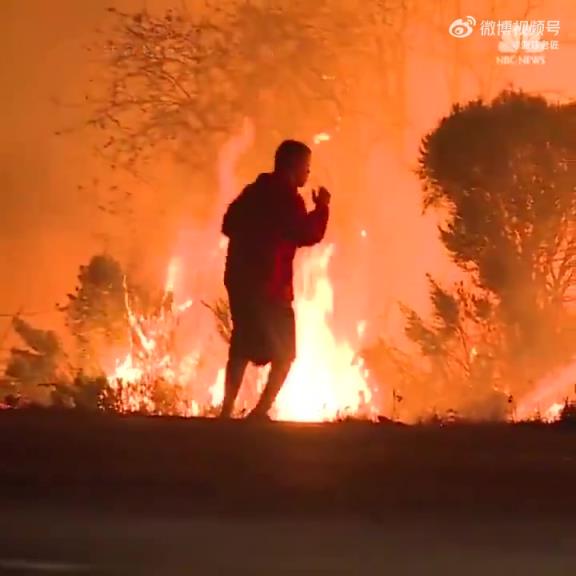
[[219, 355, 249, 418], [249, 358, 292, 417], [249, 301, 296, 418], [220, 288, 250, 419]]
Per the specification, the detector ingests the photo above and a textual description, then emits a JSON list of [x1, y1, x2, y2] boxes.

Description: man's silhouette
[[220, 140, 330, 419]]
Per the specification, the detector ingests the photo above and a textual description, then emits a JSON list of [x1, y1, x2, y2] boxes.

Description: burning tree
[[405, 91, 576, 415]]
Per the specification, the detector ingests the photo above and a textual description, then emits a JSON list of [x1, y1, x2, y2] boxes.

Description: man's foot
[[246, 410, 272, 422], [218, 404, 234, 419]]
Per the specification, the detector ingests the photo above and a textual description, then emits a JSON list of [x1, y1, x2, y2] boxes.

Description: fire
[[106, 258, 198, 416], [105, 247, 377, 421], [514, 357, 576, 422], [543, 403, 564, 423], [273, 245, 375, 421]]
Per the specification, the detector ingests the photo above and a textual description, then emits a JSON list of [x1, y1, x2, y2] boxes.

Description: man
[[220, 140, 331, 419]]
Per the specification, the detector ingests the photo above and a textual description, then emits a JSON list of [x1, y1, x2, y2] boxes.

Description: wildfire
[[543, 403, 564, 423], [105, 247, 377, 421], [514, 358, 576, 422], [274, 245, 375, 421], [106, 258, 198, 416]]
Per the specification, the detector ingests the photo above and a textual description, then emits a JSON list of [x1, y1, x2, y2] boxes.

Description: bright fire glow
[[313, 132, 331, 145], [514, 357, 576, 422], [107, 258, 199, 416], [106, 247, 378, 422], [543, 403, 564, 423], [273, 245, 375, 421]]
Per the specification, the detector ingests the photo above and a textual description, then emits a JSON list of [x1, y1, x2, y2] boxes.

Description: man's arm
[[287, 193, 329, 247]]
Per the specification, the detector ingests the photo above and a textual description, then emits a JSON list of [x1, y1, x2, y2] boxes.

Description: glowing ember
[[313, 132, 331, 145]]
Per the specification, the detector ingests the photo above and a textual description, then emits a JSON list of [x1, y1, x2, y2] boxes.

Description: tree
[[3, 317, 69, 404], [60, 254, 128, 377], [408, 91, 576, 408], [87, 2, 357, 171]]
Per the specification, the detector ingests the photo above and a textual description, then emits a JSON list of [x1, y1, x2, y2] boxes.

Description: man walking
[[220, 140, 330, 419]]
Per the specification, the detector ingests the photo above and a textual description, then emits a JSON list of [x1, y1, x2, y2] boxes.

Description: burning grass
[[101, 246, 379, 421]]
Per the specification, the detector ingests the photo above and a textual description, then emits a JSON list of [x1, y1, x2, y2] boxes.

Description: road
[[1, 411, 576, 574]]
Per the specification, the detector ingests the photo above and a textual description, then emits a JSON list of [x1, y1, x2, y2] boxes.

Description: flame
[[210, 368, 225, 409], [106, 258, 199, 416], [273, 245, 375, 422], [105, 245, 378, 421], [164, 258, 179, 293], [543, 403, 564, 423], [514, 357, 576, 421]]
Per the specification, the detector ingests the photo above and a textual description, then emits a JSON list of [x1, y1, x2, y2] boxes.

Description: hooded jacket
[[222, 172, 329, 303]]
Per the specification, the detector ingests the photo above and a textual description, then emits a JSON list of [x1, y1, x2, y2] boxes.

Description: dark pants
[[228, 290, 296, 366], [220, 290, 296, 417]]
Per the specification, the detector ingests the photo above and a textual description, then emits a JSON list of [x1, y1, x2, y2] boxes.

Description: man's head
[[274, 140, 311, 188]]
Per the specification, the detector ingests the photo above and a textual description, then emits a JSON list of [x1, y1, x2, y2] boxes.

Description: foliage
[[406, 91, 576, 406], [418, 92, 576, 313], [80, 0, 427, 178], [87, 2, 354, 170], [559, 400, 576, 425], [60, 254, 128, 377], [361, 336, 426, 416], [3, 317, 69, 404], [202, 297, 232, 344], [51, 373, 112, 411]]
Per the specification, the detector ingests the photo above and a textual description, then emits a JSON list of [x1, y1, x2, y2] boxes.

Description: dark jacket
[[222, 172, 329, 303]]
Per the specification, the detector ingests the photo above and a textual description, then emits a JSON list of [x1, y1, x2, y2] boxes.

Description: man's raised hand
[[312, 186, 331, 208]]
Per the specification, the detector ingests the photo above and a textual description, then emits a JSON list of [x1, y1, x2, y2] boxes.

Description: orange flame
[[274, 245, 375, 421], [514, 358, 576, 422], [106, 246, 379, 421]]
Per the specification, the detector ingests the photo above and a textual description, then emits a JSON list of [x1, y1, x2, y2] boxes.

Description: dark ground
[[1, 410, 576, 574]]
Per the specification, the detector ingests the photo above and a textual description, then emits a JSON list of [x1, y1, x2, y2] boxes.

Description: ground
[[1, 410, 576, 574]]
